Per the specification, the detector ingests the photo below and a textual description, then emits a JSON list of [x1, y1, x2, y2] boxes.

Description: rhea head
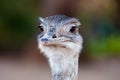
[[37, 15, 83, 58]]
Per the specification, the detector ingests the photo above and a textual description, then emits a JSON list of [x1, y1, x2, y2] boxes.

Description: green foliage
[[0, 0, 38, 49], [90, 36, 120, 57]]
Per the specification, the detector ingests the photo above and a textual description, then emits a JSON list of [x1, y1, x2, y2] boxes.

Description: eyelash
[[38, 26, 44, 32]]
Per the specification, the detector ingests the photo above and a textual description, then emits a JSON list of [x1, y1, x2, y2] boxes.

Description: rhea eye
[[69, 26, 77, 33], [38, 26, 44, 32]]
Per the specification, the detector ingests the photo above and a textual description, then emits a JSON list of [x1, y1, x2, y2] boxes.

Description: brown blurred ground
[[0, 55, 120, 80]]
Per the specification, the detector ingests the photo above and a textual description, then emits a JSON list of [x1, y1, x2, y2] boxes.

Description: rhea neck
[[44, 47, 80, 80]]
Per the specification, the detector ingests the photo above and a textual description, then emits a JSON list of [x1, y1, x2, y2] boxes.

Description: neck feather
[[39, 43, 82, 80], [48, 50, 79, 80]]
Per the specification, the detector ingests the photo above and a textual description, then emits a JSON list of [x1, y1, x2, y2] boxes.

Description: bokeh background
[[0, 0, 120, 80]]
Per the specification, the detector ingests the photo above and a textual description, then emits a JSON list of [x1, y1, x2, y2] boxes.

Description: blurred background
[[0, 0, 120, 80]]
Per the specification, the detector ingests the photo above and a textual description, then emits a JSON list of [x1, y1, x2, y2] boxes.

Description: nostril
[[52, 34, 57, 38], [41, 38, 48, 41]]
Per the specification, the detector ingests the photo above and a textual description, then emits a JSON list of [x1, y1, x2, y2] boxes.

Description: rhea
[[37, 15, 83, 80]]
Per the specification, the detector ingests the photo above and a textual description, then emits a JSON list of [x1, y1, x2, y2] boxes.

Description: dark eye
[[69, 26, 77, 33], [38, 26, 44, 32]]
